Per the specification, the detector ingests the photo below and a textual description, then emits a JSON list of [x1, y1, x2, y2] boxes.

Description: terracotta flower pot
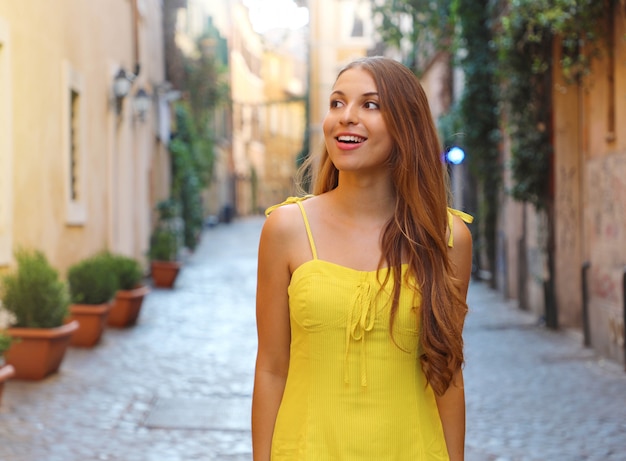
[[108, 285, 150, 327], [150, 261, 181, 288], [0, 364, 15, 404], [68, 302, 112, 347], [5, 320, 79, 380]]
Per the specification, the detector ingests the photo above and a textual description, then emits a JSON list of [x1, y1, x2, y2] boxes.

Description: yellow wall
[[0, 0, 168, 275]]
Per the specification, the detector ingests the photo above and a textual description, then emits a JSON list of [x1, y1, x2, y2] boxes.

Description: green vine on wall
[[372, 0, 455, 73], [169, 105, 204, 251], [496, 0, 613, 209], [452, 0, 501, 279], [373, 0, 615, 321], [375, 0, 501, 277], [169, 31, 229, 251]]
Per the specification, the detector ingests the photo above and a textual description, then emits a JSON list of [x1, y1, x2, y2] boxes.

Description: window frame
[[62, 61, 87, 225]]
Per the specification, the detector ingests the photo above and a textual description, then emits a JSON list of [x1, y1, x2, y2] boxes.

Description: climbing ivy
[[372, 0, 455, 73], [168, 31, 229, 250], [496, 0, 613, 209], [170, 105, 204, 251], [374, 0, 613, 287], [493, 0, 612, 326], [452, 0, 501, 281], [375, 0, 501, 278]]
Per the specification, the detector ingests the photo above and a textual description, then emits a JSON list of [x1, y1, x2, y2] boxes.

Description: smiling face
[[322, 67, 394, 176]]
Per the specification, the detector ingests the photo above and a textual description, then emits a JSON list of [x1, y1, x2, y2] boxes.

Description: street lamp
[[112, 68, 135, 115], [132, 88, 151, 121], [446, 146, 466, 165]]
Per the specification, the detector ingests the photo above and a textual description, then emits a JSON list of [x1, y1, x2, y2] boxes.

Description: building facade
[[551, 8, 626, 363], [0, 0, 172, 275], [258, 46, 307, 209], [492, 5, 626, 366], [199, 0, 307, 216]]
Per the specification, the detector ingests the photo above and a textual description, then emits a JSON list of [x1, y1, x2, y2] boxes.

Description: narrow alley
[[0, 217, 624, 461]]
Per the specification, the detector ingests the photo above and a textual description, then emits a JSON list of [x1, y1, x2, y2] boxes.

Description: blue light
[[447, 146, 465, 165]]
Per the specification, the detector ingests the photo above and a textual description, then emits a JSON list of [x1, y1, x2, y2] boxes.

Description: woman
[[252, 56, 473, 461]]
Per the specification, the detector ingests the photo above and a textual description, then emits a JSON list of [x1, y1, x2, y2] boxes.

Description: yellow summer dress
[[265, 196, 473, 461]]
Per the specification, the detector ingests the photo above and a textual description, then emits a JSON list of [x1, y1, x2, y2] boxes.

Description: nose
[[340, 103, 358, 125]]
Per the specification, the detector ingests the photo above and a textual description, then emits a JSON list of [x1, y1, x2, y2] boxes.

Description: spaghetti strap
[[265, 195, 317, 259], [447, 207, 474, 248], [296, 201, 318, 260]]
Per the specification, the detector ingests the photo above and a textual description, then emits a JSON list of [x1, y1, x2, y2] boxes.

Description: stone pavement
[[463, 279, 626, 461], [0, 216, 625, 461]]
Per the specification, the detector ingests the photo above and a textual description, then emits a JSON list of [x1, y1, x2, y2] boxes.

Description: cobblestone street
[[1, 216, 625, 461]]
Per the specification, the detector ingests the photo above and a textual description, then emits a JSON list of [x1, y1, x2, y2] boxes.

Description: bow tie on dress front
[[344, 280, 376, 387]]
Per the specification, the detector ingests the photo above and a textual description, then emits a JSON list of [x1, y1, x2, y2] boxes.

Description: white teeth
[[337, 135, 365, 143]]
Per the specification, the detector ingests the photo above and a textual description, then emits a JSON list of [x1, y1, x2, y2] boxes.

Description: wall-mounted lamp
[[133, 88, 151, 122], [156, 81, 182, 102], [113, 68, 136, 115]]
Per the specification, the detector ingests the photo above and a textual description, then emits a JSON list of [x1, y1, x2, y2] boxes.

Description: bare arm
[[251, 208, 295, 461], [436, 215, 473, 461]]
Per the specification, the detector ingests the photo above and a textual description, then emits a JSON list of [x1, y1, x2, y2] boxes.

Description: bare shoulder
[[261, 203, 310, 273], [263, 203, 303, 239], [448, 214, 473, 296]]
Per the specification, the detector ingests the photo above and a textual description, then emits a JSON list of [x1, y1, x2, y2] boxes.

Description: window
[[63, 62, 86, 225], [70, 89, 80, 201]]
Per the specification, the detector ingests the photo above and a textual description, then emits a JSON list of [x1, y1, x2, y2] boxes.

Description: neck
[[331, 172, 396, 220]]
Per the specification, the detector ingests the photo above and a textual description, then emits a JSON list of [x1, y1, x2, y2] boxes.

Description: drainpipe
[[131, 0, 141, 78], [581, 261, 591, 347]]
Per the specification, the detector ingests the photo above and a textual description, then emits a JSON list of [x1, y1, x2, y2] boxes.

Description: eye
[[364, 101, 379, 110], [330, 99, 344, 109]]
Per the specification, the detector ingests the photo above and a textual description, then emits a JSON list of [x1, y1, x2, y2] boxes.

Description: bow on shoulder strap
[[447, 208, 474, 247], [265, 195, 315, 217]]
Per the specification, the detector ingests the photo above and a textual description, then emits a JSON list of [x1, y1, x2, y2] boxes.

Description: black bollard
[[581, 261, 591, 347]]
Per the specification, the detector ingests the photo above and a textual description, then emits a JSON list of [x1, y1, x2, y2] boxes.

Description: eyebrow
[[330, 90, 379, 98]]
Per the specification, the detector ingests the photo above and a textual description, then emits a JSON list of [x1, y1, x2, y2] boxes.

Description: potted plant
[[0, 332, 15, 404], [107, 253, 150, 327], [149, 199, 183, 289], [66, 253, 118, 347], [1, 248, 78, 380]]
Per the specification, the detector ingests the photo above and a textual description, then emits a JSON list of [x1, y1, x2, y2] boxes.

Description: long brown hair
[[298, 56, 467, 395]]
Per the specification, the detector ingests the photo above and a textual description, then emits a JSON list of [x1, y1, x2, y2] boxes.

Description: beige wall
[[0, 0, 169, 275], [583, 27, 626, 361], [230, 2, 265, 215], [259, 47, 306, 209], [420, 53, 451, 122], [551, 11, 626, 363], [552, 40, 584, 329], [0, 16, 14, 267]]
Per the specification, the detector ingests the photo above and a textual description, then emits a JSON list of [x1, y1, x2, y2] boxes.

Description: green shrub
[[107, 254, 143, 290], [67, 254, 118, 305], [156, 198, 180, 221], [0, 248, 69, 328], [0, 332, 13, 355], [149, 227, 179, 262], [148, 199, 182, 262]]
